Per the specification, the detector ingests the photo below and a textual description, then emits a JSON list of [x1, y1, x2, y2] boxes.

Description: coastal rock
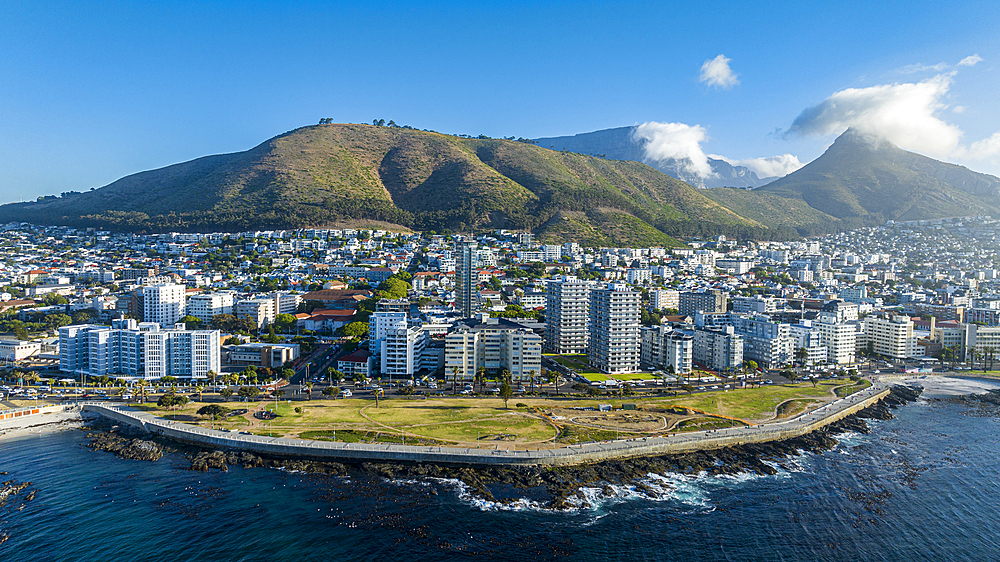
[[87, 431, 164, 461]]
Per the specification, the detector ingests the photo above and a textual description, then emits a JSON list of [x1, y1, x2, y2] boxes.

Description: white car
[[340, 389, 353, 398]]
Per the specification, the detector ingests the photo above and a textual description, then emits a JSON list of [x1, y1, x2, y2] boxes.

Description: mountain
[[701, 129, 1000, 235], [757, 129, 1000, 220], [534, 126, 777, 188], [0, 123, 789, 246]]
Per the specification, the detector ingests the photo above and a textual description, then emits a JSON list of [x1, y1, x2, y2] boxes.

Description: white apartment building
[[816, 313, 857, 365], [733, 314, 793, 369], [626, 269, 652, 285], [143, 283, 186, 327], [235, 298, 276, 329], [732, 296, 781, 315], [369, 311, 408, 356], [444, 315, 542, 382], [59, 319, 220, 380], [790, 320, 830, 365], [545, 276, 591, 354], [650, 289, 680, 311], [382, 325, 426, 377], [692, 326, 744, 372], [186, 291, 235, 321], [863, 315, 918, 359], [588, 284, 641, 374], [639, 325, 693, 373], [542, 244, 562, 262]]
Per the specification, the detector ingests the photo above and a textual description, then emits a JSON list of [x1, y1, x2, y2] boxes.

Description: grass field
[[125, 379, 856, 447]]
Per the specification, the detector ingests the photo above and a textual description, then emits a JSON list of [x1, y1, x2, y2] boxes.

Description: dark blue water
[[2, 397, 999, 561]]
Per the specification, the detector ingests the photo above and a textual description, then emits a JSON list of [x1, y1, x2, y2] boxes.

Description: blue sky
[[2, 0, 999, 203]]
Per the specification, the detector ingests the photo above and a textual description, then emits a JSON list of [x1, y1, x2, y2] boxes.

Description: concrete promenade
[[0, 404, 75, 431], [81, 382, 891, 467]]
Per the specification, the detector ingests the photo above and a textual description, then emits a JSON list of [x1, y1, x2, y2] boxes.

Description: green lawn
[[835, 379, 872, 397], [655, 381, 845, 421]]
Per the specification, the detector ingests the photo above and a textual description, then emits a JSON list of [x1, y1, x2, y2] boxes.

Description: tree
[[197, 404, 229, 420], [341, 321, 369, 338], [178, 315, 204, 329], [42, 293, 68, 306], [237, 386, 259, 401], [528, 369, 536, 394], [44, 313, 72, 329], [451, 366, 460, 395], [322, 386, 341, 399], [681, 383, 694, 394], [274, 313, 297, 333], [499, 378, 513, 409], [476, 367, 487, 394], [303, 382, 313, 400], [206, 370, 219, 386], [794, 347, 809, 364], [220, 388, 234, 401], [194, 384, 205, 401], [327, 368, 344, 387], [272, 388, 285, 399]]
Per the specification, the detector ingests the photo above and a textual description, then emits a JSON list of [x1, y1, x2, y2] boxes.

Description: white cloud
[[958, 54, 983, 67], [699, 54, 739, 89], [786, 73, 964, 158], [965, 131, 1000, 161], [633, 121, 715, 179], [898, 62, 949, 74], [710, 153, 805, 178]]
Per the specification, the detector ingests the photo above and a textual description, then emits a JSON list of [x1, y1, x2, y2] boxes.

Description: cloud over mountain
[[633, 121, 715, 179], [709, 153, 804, 178]]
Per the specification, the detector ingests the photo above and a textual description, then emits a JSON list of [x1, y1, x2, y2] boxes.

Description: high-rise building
[[456, 241, 478, 318], [640, 325, 693, 373], [186, 291, 235, 322], [369, 311, 408, 357], [679, 290, 728, 316], [143, 284, 186, 327], [692, 326, 744, 372], [863, 315, 917, 359], [545, 276, 591, 354], [382, 325, 426, 378], [649, 289, 680, 311], [444, 315, 542, 382], [588, 284, 641, 374], [59, 319, 220, 380]]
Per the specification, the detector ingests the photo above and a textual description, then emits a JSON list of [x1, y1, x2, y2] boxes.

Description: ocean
[[2, 390, 999, 562]]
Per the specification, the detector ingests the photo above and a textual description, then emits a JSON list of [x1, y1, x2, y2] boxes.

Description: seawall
[[81, 383, 891, 467], [0, 404, 78, 431]]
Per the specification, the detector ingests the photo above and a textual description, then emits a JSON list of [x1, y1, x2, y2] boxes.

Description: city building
[[456, 241, 478, 317], [186, 291, 235, 322], [679, 290, 728, 316], [444, 315, 542, 382], [545, 275, 591, 354], [863, 315, 918, 359], [143, 283, 186, 327], [692, 326, 744, 372], [639, 325, 693, 373], [59, 319, 220, 380], [588, 284, 641, 374]]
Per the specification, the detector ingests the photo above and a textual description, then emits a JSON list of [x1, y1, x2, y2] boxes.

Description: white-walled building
[[640, 325, 693, 373], [444, 315, 542, 382], [187, 291, 235, 321], [692, 326, 743, 372], [545, 276, 591, 354], [143, 284, 186, 327], [588, 284, 641, 374], [864, 315, 918, 359], [59, 319, 220, 380]]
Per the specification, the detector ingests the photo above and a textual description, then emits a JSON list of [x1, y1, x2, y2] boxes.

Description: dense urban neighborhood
[[2, 216, 999, 401]]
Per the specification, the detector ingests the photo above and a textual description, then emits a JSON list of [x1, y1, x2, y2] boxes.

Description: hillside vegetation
[[0, 124, 793, 245]]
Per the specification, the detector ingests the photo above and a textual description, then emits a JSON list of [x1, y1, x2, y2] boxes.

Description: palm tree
[[451, 366, 460, 395], [206, 370, 218, 386], [476, 367, 487, 394], [528, 369, 536, 394], [967, 345, 978, 367], [986, 347, 996, 372], [195, 384, 205, 402], [303, 382, 313, 400]]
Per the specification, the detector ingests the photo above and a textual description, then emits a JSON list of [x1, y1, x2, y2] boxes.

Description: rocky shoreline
[[82, 385, 924, 509]]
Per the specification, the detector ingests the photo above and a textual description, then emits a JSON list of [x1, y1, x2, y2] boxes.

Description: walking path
[[80, 381, 892, 467]]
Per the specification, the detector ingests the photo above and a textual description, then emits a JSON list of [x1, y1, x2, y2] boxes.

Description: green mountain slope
[[0, 123, 777, 245], [757, 129, 1000, 223]]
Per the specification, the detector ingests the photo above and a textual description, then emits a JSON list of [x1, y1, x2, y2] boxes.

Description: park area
[[129, 378, 865, 450]]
